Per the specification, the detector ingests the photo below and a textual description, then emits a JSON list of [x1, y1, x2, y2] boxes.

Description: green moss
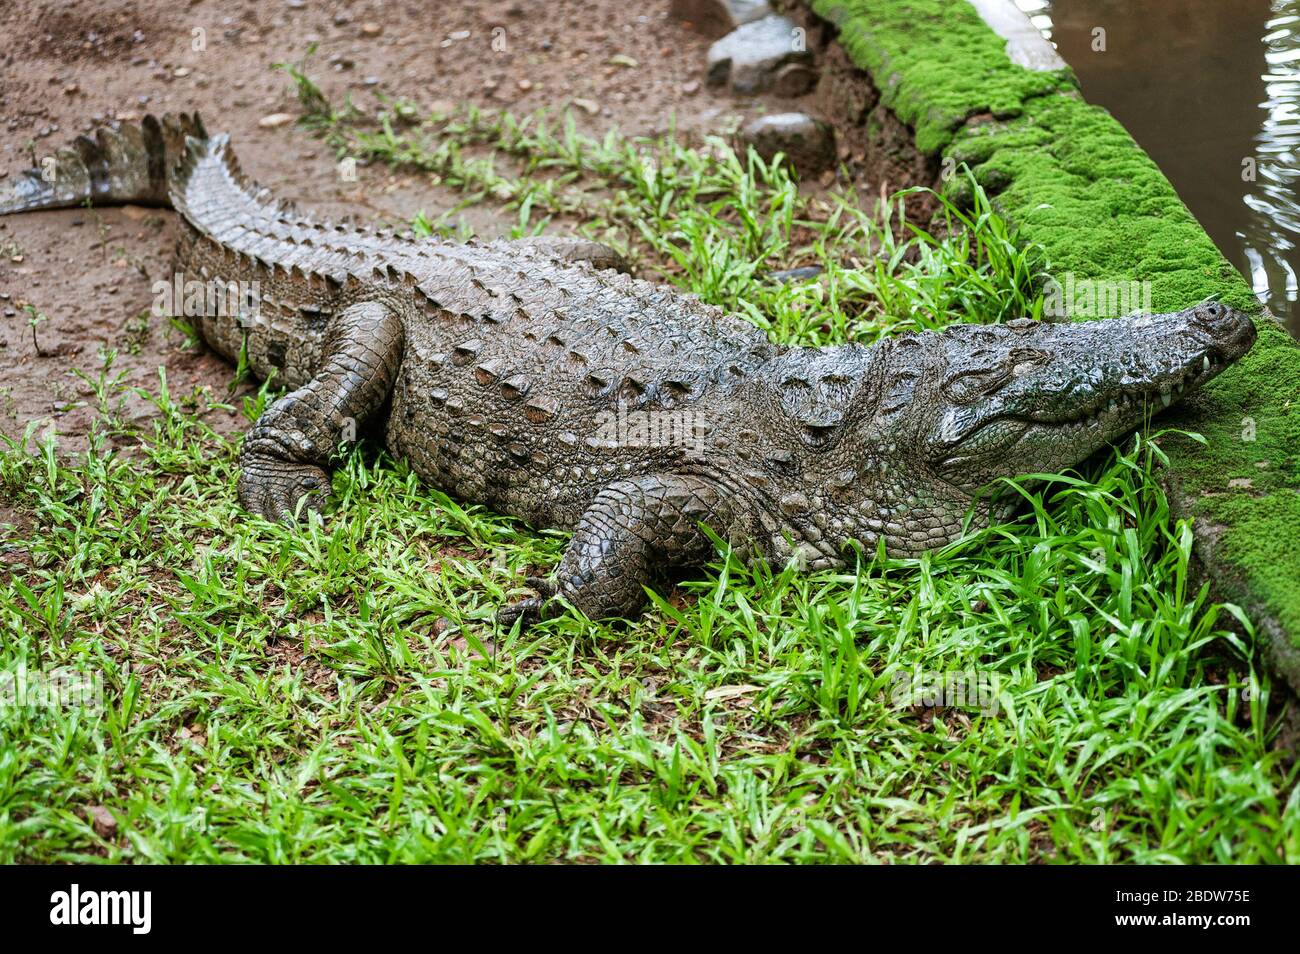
[[947, 96, 1256, 312], [1171, 322, 1300, 642], [812, 0, 1076, 152], [817, 0, 1300, 680], [1171, 324, 1300, 493]]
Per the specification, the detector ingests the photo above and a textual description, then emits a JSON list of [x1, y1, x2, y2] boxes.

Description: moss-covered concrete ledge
[[807, 0, 1300, 694]]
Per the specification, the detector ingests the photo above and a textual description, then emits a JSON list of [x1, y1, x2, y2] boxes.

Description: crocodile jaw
[[919, 302, 1257, 497]]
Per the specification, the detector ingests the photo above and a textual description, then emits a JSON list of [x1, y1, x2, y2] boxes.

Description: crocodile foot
[[237, 457, 330, 522], [497, 576, 557, 632]]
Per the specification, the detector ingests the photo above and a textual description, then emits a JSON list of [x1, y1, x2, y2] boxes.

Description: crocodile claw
[[497, 576, 557, 631], [237, 460, 330, 523], [497, 597, 544, 631]]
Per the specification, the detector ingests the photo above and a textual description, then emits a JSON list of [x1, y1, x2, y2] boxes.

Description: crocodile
[[0, 114, 1258, 626]]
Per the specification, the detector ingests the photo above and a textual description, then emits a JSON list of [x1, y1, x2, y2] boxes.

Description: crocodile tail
[[0, 112, 207, 216]]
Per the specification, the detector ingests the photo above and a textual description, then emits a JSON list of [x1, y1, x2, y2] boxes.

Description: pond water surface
[[1020, 0, 1300, 336]]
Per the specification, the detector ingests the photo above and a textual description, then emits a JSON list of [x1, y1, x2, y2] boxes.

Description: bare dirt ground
[[0, 0, 820, 452]]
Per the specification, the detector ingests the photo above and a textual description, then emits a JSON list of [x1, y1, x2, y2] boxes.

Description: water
[[1021, 0, 1300, 334]]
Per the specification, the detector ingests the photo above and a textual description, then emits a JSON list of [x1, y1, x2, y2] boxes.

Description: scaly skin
[[1, 114, 1259, 626]]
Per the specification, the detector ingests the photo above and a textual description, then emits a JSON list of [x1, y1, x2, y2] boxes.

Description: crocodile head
[[765, 302, 1258, 563], [894, 302, 1257, 501]]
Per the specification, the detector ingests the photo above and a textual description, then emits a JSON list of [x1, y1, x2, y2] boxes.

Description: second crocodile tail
[[0, 112, 207, 216]]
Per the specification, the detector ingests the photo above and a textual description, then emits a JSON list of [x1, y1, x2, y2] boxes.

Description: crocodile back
[[387, 242, 778, 526]]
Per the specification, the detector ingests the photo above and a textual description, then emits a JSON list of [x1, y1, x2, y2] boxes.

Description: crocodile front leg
[[499, 474, 736, 628], [238, 300, 404, 521]]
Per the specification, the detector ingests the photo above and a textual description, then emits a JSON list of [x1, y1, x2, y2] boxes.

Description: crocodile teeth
[[1203, 356, 1211, 373], [1160, 390, 1172, 408]]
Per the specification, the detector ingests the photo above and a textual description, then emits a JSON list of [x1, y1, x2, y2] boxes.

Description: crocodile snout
[[1189, 302, 1256, 360]]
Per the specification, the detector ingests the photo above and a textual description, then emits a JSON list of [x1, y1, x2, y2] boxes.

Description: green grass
[[0, 90, 1296, 863]]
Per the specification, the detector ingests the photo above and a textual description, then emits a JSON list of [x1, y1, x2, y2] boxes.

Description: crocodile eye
[[1009, 347, 1050, 376], [944, 367, 1009, 404]]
